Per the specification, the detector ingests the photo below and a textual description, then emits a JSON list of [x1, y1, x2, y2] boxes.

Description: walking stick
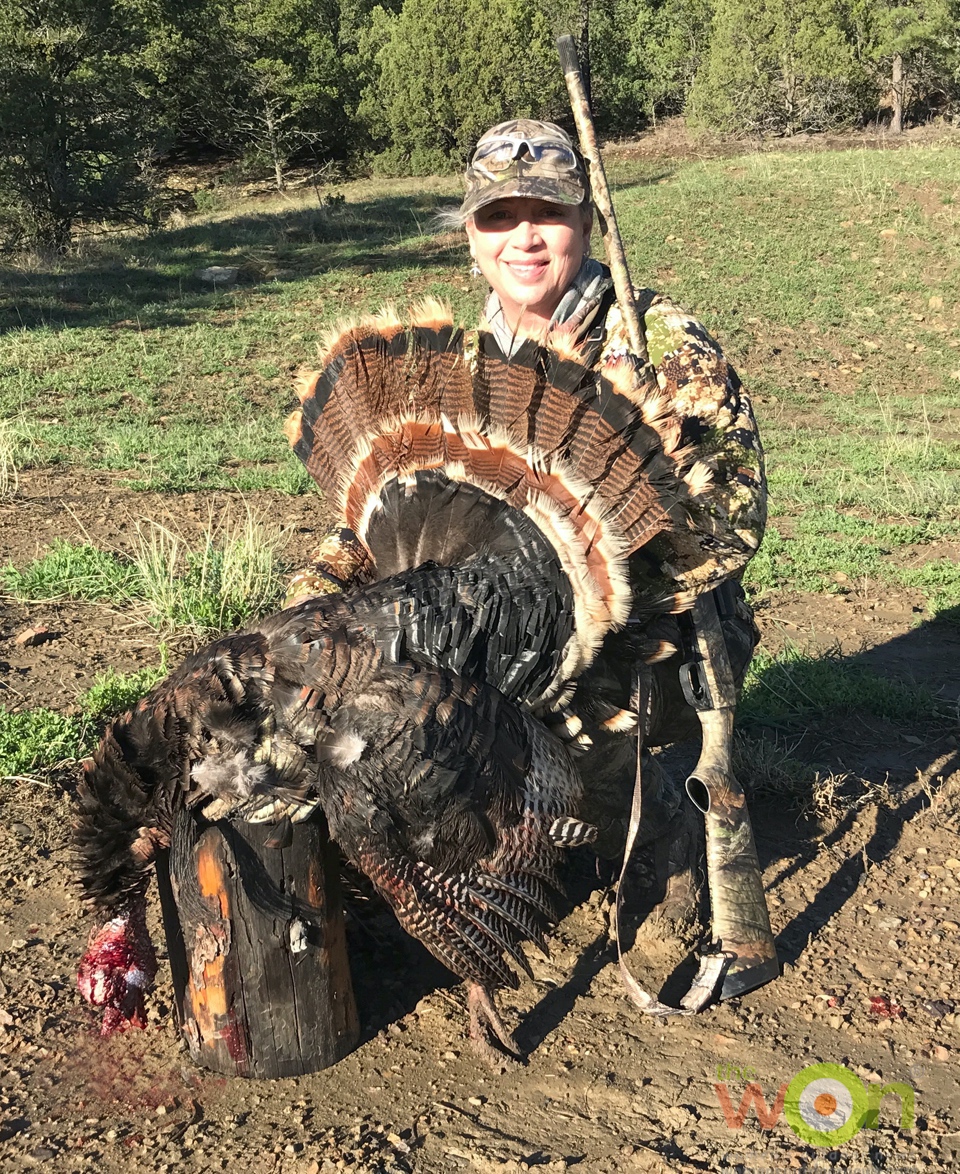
[[556, 36, 648, 364], [557, 35, 778, 1013]]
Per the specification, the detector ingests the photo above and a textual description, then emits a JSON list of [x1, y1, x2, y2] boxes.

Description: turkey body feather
[[76, 605, 592, 1046]]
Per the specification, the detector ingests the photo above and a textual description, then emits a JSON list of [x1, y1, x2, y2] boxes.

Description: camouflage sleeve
[[599, 290, 766, 592]]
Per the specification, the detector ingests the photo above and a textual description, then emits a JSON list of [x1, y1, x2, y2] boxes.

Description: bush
[[688, 0, 866, 135], [0, 0, 163, 252], [360, 0, 567, 166]]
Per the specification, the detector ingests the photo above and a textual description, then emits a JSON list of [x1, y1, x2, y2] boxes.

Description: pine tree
[[185, 0, 352, 189], [0, 0, 162, 252], [849, 0, 960, 130], [688, 0, 862, 134], [360, 0, 567, 172]]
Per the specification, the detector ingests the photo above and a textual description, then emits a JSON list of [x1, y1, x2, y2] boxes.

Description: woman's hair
[[433, 204, 471, 232]]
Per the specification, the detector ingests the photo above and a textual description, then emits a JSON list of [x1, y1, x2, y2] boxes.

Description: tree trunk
[[264, 104, 286, 192], [890, 53, 904, 134], [156, 809, 359, 1079], [39, 138, 73, 254]]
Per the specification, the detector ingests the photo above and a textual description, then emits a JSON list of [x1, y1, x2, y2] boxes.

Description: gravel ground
[[1, 474, 958, 1172]]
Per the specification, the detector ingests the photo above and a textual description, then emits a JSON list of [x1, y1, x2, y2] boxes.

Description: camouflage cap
[[461, 119, 589, 219]]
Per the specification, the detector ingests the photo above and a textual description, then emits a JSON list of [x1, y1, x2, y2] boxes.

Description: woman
[[455, 121, 766, 923], [288, 118, 766, 935]]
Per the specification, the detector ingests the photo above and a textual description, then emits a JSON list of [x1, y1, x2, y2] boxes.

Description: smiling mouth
[[505, 261, 547, 281]]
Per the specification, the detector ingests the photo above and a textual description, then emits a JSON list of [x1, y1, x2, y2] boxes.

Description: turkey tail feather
[[288, 302, 693, 678], [357, 847, 550, 991]]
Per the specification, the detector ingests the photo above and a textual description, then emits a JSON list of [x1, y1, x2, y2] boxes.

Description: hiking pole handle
[[557, 34, 649, 363]]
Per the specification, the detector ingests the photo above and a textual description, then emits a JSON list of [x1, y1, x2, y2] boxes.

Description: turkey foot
[[467, 983, 522, 1068]]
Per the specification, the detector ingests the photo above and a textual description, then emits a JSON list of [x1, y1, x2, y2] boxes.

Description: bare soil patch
[[1, 478, 958, 1172]]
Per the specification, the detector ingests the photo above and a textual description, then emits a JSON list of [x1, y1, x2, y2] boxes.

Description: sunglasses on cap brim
[[469, 136, 581, 179]]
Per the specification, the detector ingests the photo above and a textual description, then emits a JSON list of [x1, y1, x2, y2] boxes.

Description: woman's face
[[466, 197, 591, 332]]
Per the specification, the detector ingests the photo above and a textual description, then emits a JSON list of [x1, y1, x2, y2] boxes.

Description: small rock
[[13, 626, 54, 647], [931, 1045, 951, 1061], [195, 266, 239, 286]]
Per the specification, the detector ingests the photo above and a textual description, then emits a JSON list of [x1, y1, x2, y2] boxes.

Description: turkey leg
[[467, 982, 522, 1067], [681, 592, 779, 1002]]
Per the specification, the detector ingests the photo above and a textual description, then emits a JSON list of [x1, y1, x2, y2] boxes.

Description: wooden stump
[[155, 810, 359, 1078]]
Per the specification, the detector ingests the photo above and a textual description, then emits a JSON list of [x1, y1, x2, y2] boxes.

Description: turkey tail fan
[[287, 300, 471, 510], [287, 302, 696, 663]]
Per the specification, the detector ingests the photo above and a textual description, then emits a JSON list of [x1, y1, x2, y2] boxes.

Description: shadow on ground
[[485, 607, 960, 1024], [0, 191, 466, 336], [741, 605, 959, 967]]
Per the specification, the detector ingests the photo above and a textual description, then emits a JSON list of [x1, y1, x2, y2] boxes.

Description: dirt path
[[1, 476, 958, 1172]]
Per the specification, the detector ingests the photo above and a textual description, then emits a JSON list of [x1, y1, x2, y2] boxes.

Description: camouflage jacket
[[601, 286, 765, 593]]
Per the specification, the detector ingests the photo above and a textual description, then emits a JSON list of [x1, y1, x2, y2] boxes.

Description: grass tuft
[[79, 652, 169, 719], [0, 656, 172, 781], [0, 709, 85, 780], [0, 419, 19, 500], [3, 539, 138, 602], [4, 514, 289, 637], [733, 730, 890, 819], [130, 512, 288, 635]]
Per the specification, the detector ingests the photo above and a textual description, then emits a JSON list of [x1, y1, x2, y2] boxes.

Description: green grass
[[80, 654, 169, 719], [4, 516, 289, 636], [2, 538, 139, 601], [0, 656, 168, 779], [0, 708, 86, 779], [0, 179, 472, 492], [739, 642, 941, 730]]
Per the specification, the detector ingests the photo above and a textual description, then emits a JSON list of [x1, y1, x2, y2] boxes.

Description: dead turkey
[[76, 300, 756, 1052], [76, 613, 597, 1056]]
